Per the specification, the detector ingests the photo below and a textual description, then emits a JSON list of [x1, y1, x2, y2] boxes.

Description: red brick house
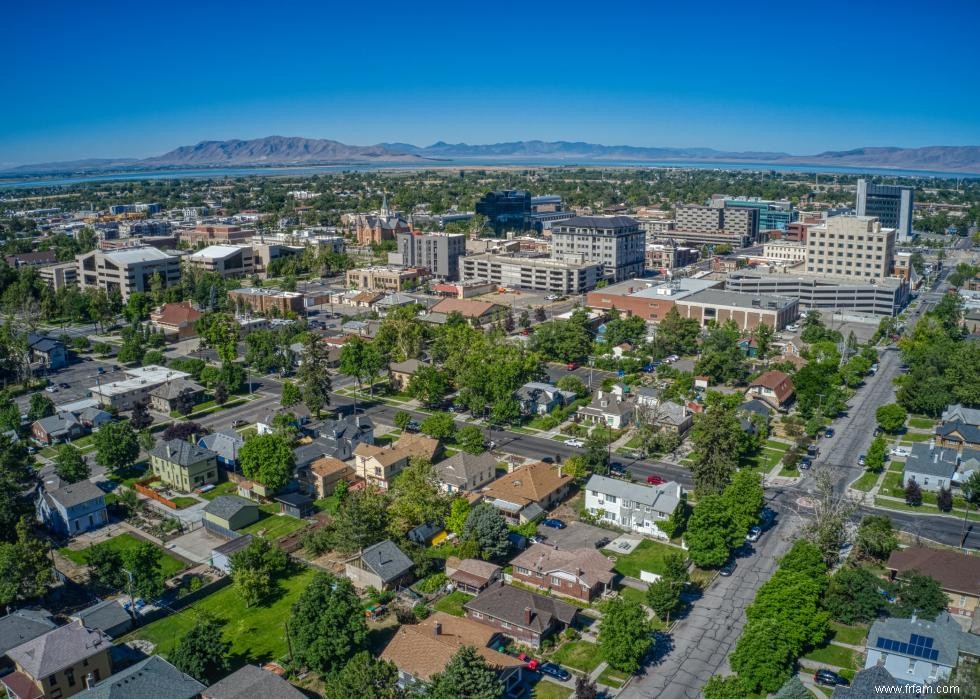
[[510, 544, 616, 603], [463, 582, 577, 648]]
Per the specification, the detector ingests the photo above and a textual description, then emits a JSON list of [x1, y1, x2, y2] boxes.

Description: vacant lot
[[58, 532, 186, 578], [240, 504, 308, 539]]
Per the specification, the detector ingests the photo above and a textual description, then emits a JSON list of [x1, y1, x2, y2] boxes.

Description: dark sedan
[[537, 662, 571, 682], [541, 518, 566, 529]]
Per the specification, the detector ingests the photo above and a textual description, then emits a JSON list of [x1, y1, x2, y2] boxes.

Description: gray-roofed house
[[464, 582, 578, 648], [576, 386, 634, 429], [935, 420, 980, 451], [202, 496, 260, 534], [36, 476, 108, 536], [584, 474, 682, 540], [293, 415, 374, 471], [31, 411, 85, 445], [514, 382, 577, 416], [640, 400, 693, 436], [831, 666, 919, 699], [0, 609, 56, 669], [903, 443, 958, 492], [389, 359, 425, 391], [0, 620, 113, 699], [69, 600, 133, 639], [203, 664, 304, 699], [198, 430, 244, 467], [74, 654, 204, 699], [345, 539, 414, 591], [433, 451, 498, 493], [27, 333, 68, 370], [209, 534, 253, 574], [275, 492, 314, 519], [77, 407, 112, 430], [150, 439, 218, 492], [148, 378, 205, 414], [864, 612, 980, 685], [941, 404, 980, 427]]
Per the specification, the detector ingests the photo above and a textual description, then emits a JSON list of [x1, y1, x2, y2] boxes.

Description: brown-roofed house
[[380, 612, 524, 693], [445, 557, 503, 594], [353, 433, 440, 490], [300, 456, 355, 499], [150, 301, 204, 340], [887, 546, 980, 620], [746, 370, 795, 410], [389, 359, 426, 391], [510, 544, 617, 602], [482, 461, 572, 523], [464, 582, 578, 647], [429, 298, 507, 324]]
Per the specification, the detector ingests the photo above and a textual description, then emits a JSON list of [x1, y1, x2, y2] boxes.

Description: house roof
[[27, 333, 63, 354], [74, 655, 204, 699], [886, 546, 980, 597], [831, 666, 915, 699], [203, 496, 257, 521], [6, 619, 111, 678], [0, 609, 56, 656], [558, 215, 637, 229], [69, 599, 131, 637], [204, 664, 305, 699], [430, 297, 503, 319], [904, 443, 958, 479], [380, 611, 523, 682], [651, 400, 689, 426], [151, 301, 202, 327], [354, 433, 439, 468], [309, 456, 351, 478], [740, 399, 772, 418], [578, 392, 633, 418], [464, 582, 577, 633], [45, 478, 105, 509], [434, 452, 497, 490], [149, 378, 204, 400], [357, 540, 413, 583], [275, 492, 313, 508], [510, 544, 615, 587], [941, 404, 980, 427], [482, 462, 572, 509], [748, 371, 795, 404], [937, 420, 980, 444], [212, 534, 254, 557], [389, 359, 425, 374], [867, 612, 980, 668], [585, 475, 682, 515], [151, 438, 215, 467], [447, 557, 502, 583], [351, 291, 384, 304], [199, 430, 244, 462], [33, 411, 80, 437]]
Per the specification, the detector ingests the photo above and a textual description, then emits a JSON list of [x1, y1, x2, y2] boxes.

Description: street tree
[[213, 381, 228, 406], [281, 380, 301, 408], [688, 393, 743, 494], [518, 310, 531, 329], [463, 502, 510, 558], [456, 425, 486, 454], [162, 421, 207, 442], [574, 676, 599, 699], [429, 645, 503, 699], [239, 433, 295, 492], [324, 652, 402, 699], [731, 615, 799, 692], [407, 365, 451, 407], [875, 403, 907, 433], [420, 412, 456, 440], [129, 400, 152, 429], [54, 445, 89, 483], [168, 612, 231, 684], [27, 392, 55, 421], [289, 572, 368, 677], [938, 487, 954, 512], [722, 470, 764, 539], [855, 515, 898, 560], [684, 495, 740, 568], [340, 336, 386, 396], [583, 434, 610, 476], [864, 435, 888, 473], [93, 421, 139, 476], [393, 410, 411, 430], [703, 675, 749, 699], [801, 471, 857, 565], [598, 596, 652, 673], [297, 334, 333, 417], [646, 577, 681, 622]]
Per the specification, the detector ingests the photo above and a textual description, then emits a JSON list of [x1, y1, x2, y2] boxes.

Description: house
[[198, 430, 245, 467], [77, 407, 112, 430], [745, 370, 795, 410], [69, 600, 133, 640], [464, 582, 578, 648], [74, 655, 204, 699], [209, 534, 253, 573], [203, 496, 260, 533], [407, 522, 444, 546], [510, 544, 616, 602], [36, 476, 109, 536], [27, 333, 68, 370], [0, 609, 56, 673], [380, 612, 524, 694], [482, 461, 573, 524], [0, 620, 113, 699], [344, 539, 414, 591], [292, 416, 374, 468], [940, 404, 980, 426], [275, 492, 314, 519], [148, 378, 206, 414], [641, 400, 693, 437], [298, 456, 355, 498], [903, 443, 958, 492], [831, 666, 920, 699], [445, 557, 502, 594], [353, 433, 440, 490], [389, 359, 426, 391], [433, 452, 498, 493], [203, 664, 305, 699], [150, 439, 219, 492], [611, 343, 633, 358], [514, 382, 577, 416], [736, 336, 759, 357], [150, 301, 203, 341], [633, 386, 660, 408], [584, 475, 682, 540], [886, 546, 980, 620], [693, 376, 710, 391], [864, 612, 980, 685], [935, 420, 980, 452], [576, 387, 635, 429], [428, 298, 508, 324], [31, 411, 85, 445]]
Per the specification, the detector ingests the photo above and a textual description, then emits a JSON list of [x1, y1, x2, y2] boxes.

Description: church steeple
[[380, 191, 390, 218]]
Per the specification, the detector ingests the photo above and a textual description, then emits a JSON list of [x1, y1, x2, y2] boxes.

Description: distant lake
[[1, 158, 977, 188]]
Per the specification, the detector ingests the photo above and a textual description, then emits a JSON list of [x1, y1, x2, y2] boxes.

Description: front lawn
[[58, 533, 185, 577], [603, 539, 680, 579], [902, 432, 933, 442], [618, 586, 648, 608], [124, 566, 317, 664], [550, 639, 604, 673], [597, 666, 629, 688], [240, 504, 309, 539], [803, 643, 859, 670], [907, 417, 934, 430], [432, 590, 473, 617], [828, 621, 868, 646], [532, 680, 573, 699], [850, 471, 880, 492], [109, 462, 149, 489], [881, 471, 904, 497]]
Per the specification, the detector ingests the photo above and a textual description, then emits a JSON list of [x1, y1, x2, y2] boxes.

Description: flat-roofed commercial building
[[857, 179, 913, 240], [725, 270, 910, 316], [38, 262, 78, 291], [805, 215, 895, 280], [187, 244, 256, 278], [76, 246, 181, 300], [181, 223, 252, 247], [227, 287, 304, 314], [673, 205, 757, 246], [586, 277, 722, 322], [89, 365, 192, 410], [675, 289, 799, 331], [346, 266, 422, 292], [389, 231, 466, 280], [762, 241, 807, 264], [551, 216, 645, 282], [460, 253, 601, 294]]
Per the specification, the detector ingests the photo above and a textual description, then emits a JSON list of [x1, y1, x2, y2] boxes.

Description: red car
[[647, 474, 665, 485], [566, 362, 579, 370]]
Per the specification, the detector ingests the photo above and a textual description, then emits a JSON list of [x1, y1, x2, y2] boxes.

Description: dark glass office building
[[475, 190, 532, 235]]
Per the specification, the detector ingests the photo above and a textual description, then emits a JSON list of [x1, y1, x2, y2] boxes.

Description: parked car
[[537, 663, 571, 681], [760, 507, 777, 527], [566, 362, 579, 370], [814, 669, 849, 687], [746, 526, 762, 542], [646, 474, 665, 485], [232, 419, 246, 428], [406, 420, 421, 432], [719, 560, 737, 576], [530, 534, 546, 544], [564, 438, 584, 447], [858, 454, 866, 466], [44, 385, 57, 393], [545, 294, 560, 301], [59, 382, 70, 389], [798, 456, 812, 470], [873, 426, 884, 436], [541, 518, 566, 529], [807, 444, 819, 457], [97, 367, 105, 375], [824, 427, 835, 438]]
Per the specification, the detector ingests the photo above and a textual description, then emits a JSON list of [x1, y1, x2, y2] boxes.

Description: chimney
[[433, 621, 442, 636], [557, 464, 563, 478], [911, 610, 918, 624], [524, 607, 533, 625]]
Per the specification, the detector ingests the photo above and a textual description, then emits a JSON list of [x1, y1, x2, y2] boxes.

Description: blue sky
[[3, 0, 979, 166]]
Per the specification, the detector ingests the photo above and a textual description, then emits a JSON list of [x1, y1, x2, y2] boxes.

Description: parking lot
[[20, 356, 128, 410]]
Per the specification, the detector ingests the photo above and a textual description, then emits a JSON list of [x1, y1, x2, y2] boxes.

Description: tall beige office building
[[805, 216, 895, 280]]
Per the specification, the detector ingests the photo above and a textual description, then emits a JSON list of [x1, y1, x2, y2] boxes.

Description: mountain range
[[7, 137, 980, 175]]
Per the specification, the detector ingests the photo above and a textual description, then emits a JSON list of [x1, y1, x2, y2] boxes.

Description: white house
[[584, 475, 682, 539]]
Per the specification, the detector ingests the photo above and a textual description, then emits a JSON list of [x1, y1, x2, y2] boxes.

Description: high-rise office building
[[856, 179, 913, 240], [475, 190, 532, 234], [711, 196, 797, 236], [673, 205, 757, 246], [390, 231, 466, 280], [805, 215, 896, 280], [551, 216, 645, 281]]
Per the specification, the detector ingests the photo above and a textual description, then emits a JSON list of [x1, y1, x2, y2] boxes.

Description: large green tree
[[93, 421, 139, 476], [429, 645, 503, 699], [0, 518, 53, 607], [54, 444, 89, 483], [239, 433, 295, 492], [27, 392, 55, 421], [324, 652, 402, 699], [823, 566, 885, 624], [688, 393, 743, 494], [329, 488, 390, 554], [598, 597, 652, 673], [854, 515, 898, 560], [289, 572, 368, 677], [297, 334, 333, 416], [463, 502, 510, 559], [407, 365, 451, 407], [168, 612, 231, 684], [684, 495, 740, 568], [229, 537, 289, 607], [875, 403, 907, 433], [895, 572, 947, 619], [388, 459, 450, 536], [722, 470, 764, 539]]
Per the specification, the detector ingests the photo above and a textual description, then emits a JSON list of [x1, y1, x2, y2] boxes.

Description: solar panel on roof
[[930, 649, 939, 661], [910, 634, 920, 645]]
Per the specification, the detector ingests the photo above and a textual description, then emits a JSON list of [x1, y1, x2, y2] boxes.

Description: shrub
[[413, 603, 430, 621]]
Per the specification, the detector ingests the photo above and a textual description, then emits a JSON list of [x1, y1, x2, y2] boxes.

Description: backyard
[[58, 532, 186, 578], [603, 539, 681, 579], [432, 590, 473, 617], [240, 504, 309, 540]]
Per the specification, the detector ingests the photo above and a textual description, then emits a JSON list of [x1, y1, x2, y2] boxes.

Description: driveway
[[536, 521, 615, 550], [166, 528, 226, 565]]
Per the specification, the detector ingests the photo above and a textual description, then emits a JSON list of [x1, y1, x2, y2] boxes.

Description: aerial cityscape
[[1, 2, 979, 699]]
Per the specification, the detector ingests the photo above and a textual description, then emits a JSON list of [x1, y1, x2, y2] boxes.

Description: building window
[[551, 576, 562, 586]]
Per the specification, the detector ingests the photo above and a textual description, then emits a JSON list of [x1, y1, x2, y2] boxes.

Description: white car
[[545, 294, 559, 301], [564, 438, 584, 448], [890, 446, 912, 458], [44, 385, 58, 393]]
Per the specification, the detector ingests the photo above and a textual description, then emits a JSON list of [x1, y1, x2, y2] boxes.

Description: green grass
[[551, 639, 604, 673], [124, 566, 317, 664], [765, 439, 791, 452], [109, 462, 149, 489], [888, 459, 906, 473], [779, 464, 801, 477], [532, 680, 573, 699], [170, 496, 199, 509], [240, 504, 309, 539], [618, 586, 648, 607], [828, 622, 868, 646], [603, 539, 681, 579], [850, 471, 880, 492], [803, 643, 859, 670], [200, 481, 239, 500], [314, 493, 341, 514], [597, 666, 629, 688], [432, 590, 473, 617], [903, 431, 933, 442], [907, 417, 934, 429], [39, 446, 58, 458], [882, 471, 904, 497], [58, 533, 185, 577], [740, 448, 784, 472]]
